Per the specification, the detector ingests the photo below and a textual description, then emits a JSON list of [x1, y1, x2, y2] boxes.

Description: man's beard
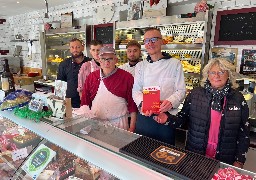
[[72, 52, 83, 59], [128, 58, 140, 63]]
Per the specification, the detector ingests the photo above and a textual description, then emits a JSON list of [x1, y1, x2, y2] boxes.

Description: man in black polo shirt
[[57, 38, 90, 108]]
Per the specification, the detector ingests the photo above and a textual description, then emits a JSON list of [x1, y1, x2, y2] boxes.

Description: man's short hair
[[90, 40, 103, 46], [70, 38, 84, 46], [144, 27, 161, 34], [126, 40, 141, 49]]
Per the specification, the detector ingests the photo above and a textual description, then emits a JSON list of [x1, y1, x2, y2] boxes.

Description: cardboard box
[[14, 75, 42, 86]]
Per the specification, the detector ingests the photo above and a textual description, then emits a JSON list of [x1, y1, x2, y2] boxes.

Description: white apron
[[91, 80, 129, 130]]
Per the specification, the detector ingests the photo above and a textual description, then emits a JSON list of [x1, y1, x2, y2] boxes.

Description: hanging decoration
[[0, 19, 6, 24], [150, 0, 160, 7], [44, 23, 51, 31], [194, 0, 209, 13]]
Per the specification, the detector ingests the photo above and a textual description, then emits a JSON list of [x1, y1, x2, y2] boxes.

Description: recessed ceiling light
[[17, 1, 20, 3]]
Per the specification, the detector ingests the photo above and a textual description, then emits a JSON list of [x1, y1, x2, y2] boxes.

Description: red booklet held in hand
[[142, 86, 160, 114]]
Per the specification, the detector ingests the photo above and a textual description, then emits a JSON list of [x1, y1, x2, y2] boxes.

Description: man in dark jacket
[[57, 38, 90, 108]]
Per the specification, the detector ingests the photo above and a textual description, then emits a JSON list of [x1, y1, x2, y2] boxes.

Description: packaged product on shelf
[[12, 131, 41, 148], [0, 135, 17, 152], [0, 90, 32, 111], [67, 176, 83, 180], [74, 158, 100, 180], [212, 167, 254, 180], [37, 170, 55, 180]]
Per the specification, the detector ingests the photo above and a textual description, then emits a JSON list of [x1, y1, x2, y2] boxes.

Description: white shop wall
[[1, 0, 256, 71], [0, 0, 128, 69]]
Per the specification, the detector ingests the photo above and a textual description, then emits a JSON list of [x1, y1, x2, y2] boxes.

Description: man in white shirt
[[119, 40, 141, 76], [132, 27, 186, 145]]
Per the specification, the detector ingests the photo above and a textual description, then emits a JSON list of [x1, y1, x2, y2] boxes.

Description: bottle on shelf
[[1, 59, 15, 95]]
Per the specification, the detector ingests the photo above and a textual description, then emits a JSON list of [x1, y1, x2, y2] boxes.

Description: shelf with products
[[42, 29, 86, 80], [115, 11, 211, 88]]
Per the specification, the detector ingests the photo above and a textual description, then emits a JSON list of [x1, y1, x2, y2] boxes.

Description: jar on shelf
[[48, 55, 54, 62]]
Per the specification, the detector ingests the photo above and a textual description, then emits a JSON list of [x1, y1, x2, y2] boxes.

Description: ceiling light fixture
[[44, 0, 49, 18], [17, 1, 20, 3]]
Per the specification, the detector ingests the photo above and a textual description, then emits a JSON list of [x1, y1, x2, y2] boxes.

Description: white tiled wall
[[0, 0, 127, 68], [0, 0, 256, 71]]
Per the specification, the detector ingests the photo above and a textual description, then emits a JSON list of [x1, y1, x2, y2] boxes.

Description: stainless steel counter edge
[[0, 110, 172, 180]]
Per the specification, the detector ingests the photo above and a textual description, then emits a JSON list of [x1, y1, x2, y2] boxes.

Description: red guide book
[[142, 86, 160, 114]]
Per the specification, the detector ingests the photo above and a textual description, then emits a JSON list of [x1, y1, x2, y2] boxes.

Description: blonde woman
[[156, 58, 250, 168]]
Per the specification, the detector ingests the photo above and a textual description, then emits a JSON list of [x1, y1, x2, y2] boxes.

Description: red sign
[[142, 86, 160, 114]]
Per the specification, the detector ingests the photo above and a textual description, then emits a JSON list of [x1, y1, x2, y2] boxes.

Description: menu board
[[214, 7, 256, 45], [22, 144, 56, 179], [95, 26, 113, 45]]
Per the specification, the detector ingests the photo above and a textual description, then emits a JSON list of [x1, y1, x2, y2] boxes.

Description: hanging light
[[44, 0, 49, 18]]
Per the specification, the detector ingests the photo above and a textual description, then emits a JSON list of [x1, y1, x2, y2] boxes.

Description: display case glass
[[0, 110, 255, 180], [13, 139, 118, 180], [56, 117, 140, 153], [0, 111, 170, 180], [0, 118, 42, 179], [44, 30, 86, 80], [0, 116, 118, 180]]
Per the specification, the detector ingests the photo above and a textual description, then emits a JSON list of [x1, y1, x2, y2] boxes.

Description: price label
[[22, 144, 56, 179]]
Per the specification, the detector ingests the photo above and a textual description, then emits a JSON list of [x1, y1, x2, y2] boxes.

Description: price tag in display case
[[22, 144, 56, 180], [28, 99, 43, 112], [12, 147, 28, 161]]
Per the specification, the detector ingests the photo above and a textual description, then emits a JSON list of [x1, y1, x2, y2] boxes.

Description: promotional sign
[[150, 146, 186, 165], [22, 144, 56, 179], [240, 49, 256, 74], [142, 86, 160, 114], [54, 80, 67, 99], [28, 99, 43, 112]]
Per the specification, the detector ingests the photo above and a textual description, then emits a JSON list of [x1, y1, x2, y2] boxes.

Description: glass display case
[[42, 27, 87, 80], [0, 118, 42, 179], [0, 111, 169, 180], [115, 11, 212, 89], [0, 115, 118, 180], [0, 110, 255, 180]]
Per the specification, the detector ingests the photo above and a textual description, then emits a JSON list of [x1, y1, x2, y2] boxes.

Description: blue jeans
[[135, 113, 175, 145]]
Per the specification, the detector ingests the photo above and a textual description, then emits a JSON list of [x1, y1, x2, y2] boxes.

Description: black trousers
[[135, 113, 175, 145]]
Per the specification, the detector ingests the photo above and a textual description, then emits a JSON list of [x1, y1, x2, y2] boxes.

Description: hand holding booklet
[[142, 86, 160, 114]]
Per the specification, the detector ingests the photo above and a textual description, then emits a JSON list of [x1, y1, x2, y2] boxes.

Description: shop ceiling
[[0, 0, 76, 17], [0, 0, 203, 17]]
